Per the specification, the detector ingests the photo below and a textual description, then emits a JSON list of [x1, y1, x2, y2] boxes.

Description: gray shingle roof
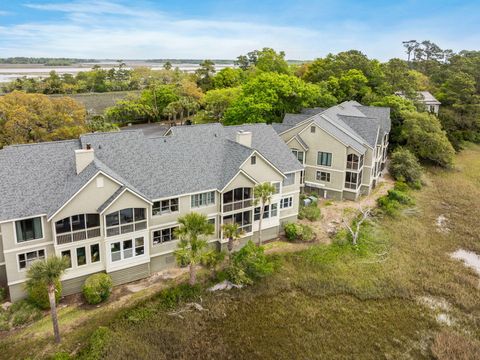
[[0, 123, 302, 222], [278, 101, 391, 152]]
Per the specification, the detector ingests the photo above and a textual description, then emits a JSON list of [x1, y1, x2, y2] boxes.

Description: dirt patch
[[451, 249, 480, 276], [302, 175, 395, 243]]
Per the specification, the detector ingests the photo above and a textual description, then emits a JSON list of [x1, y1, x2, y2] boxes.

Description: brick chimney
[[236, 130, 252, 148], [75, 143, 94, 174]]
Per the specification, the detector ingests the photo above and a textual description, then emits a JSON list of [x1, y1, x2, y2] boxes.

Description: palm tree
[[222, 223, 244, 258], [26, 256, 69, 344], [254, 182, 276, 246], [174, 212, 215, 285]]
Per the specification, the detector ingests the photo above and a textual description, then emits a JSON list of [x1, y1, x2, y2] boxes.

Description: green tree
[[212, 67, 243, 89], [195, 60, 216, 91], [224, 72, 335, 125], [235, 48, 290, 74], [437, 71, 477, 105], [222, 223, 244, 257], [389, 148, 423, 184], [400, 111, 455, 167], [174, 213, 215, 285], [26, 256, 69, 343], [254, 182, 276, 246], [371, 95, 417, 147], [163, 61, 172, 70], [201, 87, 242, 122], [325, 69, 371, 102]]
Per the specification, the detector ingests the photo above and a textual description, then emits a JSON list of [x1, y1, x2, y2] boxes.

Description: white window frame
[[152, 226, 179, 246], [152, 198, 179, 216], [110, 237, 145, 263], [105, 208, 147, 237], [17, 248, 46, 272], [14, 216, 44, 244], [316, 171, 331, 182], [271, 181, 281, 195], [280, 196, 293, 209], [191, 191, 216, 208], [254, 203, 278, 220], [292, 149, 304, 164]]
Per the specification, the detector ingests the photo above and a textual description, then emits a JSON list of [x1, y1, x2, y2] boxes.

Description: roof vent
[[236, 130, 252, 148]]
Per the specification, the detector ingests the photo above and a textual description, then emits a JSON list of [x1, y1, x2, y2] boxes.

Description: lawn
[[1, 145, 480, 359]]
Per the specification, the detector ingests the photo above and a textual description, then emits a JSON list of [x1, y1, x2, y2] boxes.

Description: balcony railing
[[56, 226, 101, 245], [222, 199, 252, 213]]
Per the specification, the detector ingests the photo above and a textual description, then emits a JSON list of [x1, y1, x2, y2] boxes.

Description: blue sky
[[0, 0, 479, 60]]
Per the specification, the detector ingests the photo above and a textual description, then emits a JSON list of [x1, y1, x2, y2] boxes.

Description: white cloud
[[0, 1, 478, 60]]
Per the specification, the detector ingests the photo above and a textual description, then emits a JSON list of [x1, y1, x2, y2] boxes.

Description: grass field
[[1, 145, 480, 359]]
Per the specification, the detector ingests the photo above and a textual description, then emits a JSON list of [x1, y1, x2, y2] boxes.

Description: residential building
[[273, 101, 391, 200], [0, 124, 302, 301], [395, 91, 441, 114]]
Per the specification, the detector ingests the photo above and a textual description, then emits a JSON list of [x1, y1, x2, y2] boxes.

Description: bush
[[298, 204, 321, 221], [9, 300, 42, 327], [226, 241, 274, 285], [284, 223, 316, 242], [284, 223, 300, 241], [389, 147, 423, 185], [377, 188, 414, 216], [83, 273, 113, 305], [26, 279, 62, 309], [77, 326, 112, 360]]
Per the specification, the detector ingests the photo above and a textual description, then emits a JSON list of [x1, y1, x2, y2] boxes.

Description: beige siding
[[109, 262, 150, 286], [224, 171, 256, 192], [52, 174, 120, 223], [241, 154, 283, 183]]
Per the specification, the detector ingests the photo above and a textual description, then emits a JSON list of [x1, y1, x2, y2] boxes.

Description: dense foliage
[[2, 43, 479, 164], [0, 91, 87, 148], [83, 273, 113, 305], [26, 279, 62, 310], [389, 148, 423, 185]]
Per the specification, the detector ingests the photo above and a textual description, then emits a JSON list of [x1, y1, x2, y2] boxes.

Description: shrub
[[377, 188, 414, 216], [9, 300, 42, 327], [26, 279, 62, 309], [284, 223, 316, 242], [284, 223, 300, 241], [299, 204, 321, 221], [389, 147, 423, 184], [226, 241, 274, 285], [83, 273, 113, 305]]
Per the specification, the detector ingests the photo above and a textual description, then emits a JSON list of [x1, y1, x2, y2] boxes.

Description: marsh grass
[[1, 145, 480, 359]]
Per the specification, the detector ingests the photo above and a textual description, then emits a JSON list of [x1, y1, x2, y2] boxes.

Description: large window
[[55, 214, 100, 244], [153, 226, 178, 245], [18, 249, 45, 270], [223, 210, 252, 233], [345, 171, 363, 190], [15, 217, 43, 243], [283, 173, 295, 187], [222, 187, 252, 212], [191, 191, 215, 208], [316, 171, 331, 182], [280, 197, 293, 209], [272, 182, 281, 194], [76, 247, 86, 266], [105, 208, 146, 237], [110, 237, 144, 262], [152, 198, 179, 216], [61, 250, 72, 268], [91, 244, 100, 263], [317, 152, 332, 167], [292, 149, 304, 163], [346, 154, 363, 170], [254, 204, 278, 220]]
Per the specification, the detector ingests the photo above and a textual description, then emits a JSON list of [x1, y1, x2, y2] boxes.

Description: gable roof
[[276, 101, 391, 151], [0, 123, 302, 222]]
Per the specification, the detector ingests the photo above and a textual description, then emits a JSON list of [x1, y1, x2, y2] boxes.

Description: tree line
[[1, 42, 479, 169]]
